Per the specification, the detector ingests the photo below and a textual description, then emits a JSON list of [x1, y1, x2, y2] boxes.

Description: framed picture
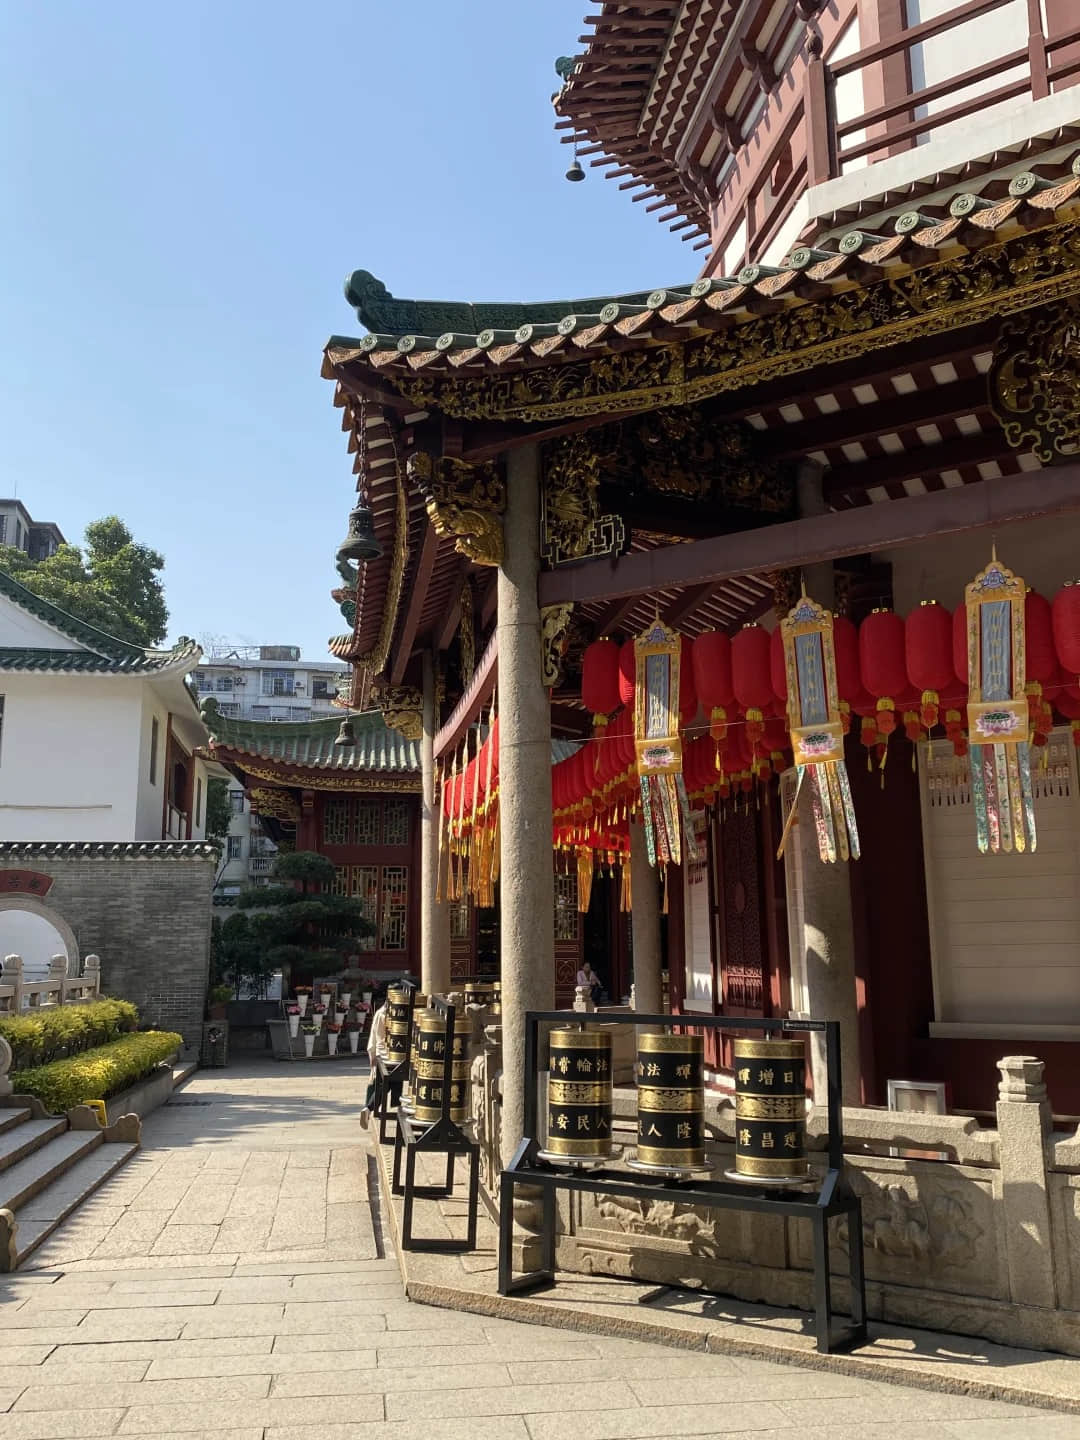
[[887, 1079, 948, 1160]]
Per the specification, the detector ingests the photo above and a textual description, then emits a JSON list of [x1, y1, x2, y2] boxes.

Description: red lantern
[[1026, 591, 1057, 744], [692, 630, 734, 745], [859, 609, 906, 736], [905, 600, 953, 729], [732, 624, 772, 747], [769, 625, 787, 708], [617, 638, 635, 709], [1053, 582, 1080, 682], [952, 604, 969, 688], [582, 639, 621, 734], [832, 614, 863, 734]]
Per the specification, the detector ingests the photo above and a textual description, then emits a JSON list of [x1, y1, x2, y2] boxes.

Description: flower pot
[[303, 1033, 315, 1058], [312, 1012, 323, 1033], [288, 1015, 300, 1039], [320, 992, 333, 1008], [348, 1031, 361, 1054], [334, 1011, 346, 1027], [362, 990, 372, 1004], [296, 994, 308, 1017], [339, 992, 352, 1009], [327, 1032, 339, 1056]]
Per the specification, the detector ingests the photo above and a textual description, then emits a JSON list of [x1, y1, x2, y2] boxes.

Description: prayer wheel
[[543, 1029, 615, 1161], [384, 986, 412, 1063], [403, 994, 428, 1104], [633, 1032, 705, 1172], [731, 1037, 807, 1184], [492, 981, 501, 1016], [412, 1010, 469, 1124], [464, 981, 495, 1007]]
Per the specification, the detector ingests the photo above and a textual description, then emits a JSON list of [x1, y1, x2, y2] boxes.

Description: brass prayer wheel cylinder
[[492, 981, 501, 1015], [406, 994, 428, 1094], [464, 982, 494, 1006], [636, 1032, 705, 1169], [412, 1010, 469, 1123], [384, 989, 413, 1061], [546, 1028, 615, 1158], [733, 1037, 807, 1181]]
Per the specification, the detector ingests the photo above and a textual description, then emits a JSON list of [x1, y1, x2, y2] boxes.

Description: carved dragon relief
[[541, 604, 574, 688], [989, 295, 1080, 463], [407, 452, 505, 567], [370, 683, 424, 742]]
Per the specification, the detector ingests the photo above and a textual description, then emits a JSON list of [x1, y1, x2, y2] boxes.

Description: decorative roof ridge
[[0, 841, 217, 860], [200, 699, 388, 743], [0, 644, 198, 676], [0, 566, 197, 668]]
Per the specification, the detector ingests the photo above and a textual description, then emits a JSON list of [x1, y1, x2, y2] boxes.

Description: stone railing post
[[0, 1035, 11, 1099], [996, 1055, 1057, 1309], [572, 984, 596, 1013], [3, 955, 23, 1015], [48, 955, 66, 1003], [84, 955, 101, 997]]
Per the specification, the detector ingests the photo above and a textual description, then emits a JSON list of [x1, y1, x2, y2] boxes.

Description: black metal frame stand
[[497, 1012, 867, 1355], [391, 997, 480, 1252]]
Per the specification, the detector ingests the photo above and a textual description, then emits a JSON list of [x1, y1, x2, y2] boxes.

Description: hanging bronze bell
[[565, 159, 585, 183], [337, 501, 382, 563], [333, 717, 356, 748]]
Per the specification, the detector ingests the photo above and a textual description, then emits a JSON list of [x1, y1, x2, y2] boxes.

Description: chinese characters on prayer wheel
[[412, 1008, 470, 1124], [632, 1032, 706, 1173], [401, 994, 428, 1110], [730, 1037, 807, 1184], [384, 986, 412, 1063], [544, 1029, 616, 1161]]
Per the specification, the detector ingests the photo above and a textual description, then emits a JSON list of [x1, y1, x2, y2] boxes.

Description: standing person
[[358, 991, 387, 1129]]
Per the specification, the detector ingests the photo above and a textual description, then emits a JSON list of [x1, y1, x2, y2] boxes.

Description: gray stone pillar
[[796, 460, 832, 609], [420, 649, 450, 996], [498, 443, 555, 1165], [629, 817, 663, 1015], [996, 1055, 1057, 1308], [796, 790, 861, 1105]]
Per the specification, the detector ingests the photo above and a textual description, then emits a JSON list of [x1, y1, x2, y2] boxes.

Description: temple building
[[319, 0, 1080, 1142]]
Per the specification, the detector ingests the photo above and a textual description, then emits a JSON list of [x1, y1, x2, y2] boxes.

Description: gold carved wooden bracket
[[370, 683, 424, 741], [407, 453, 505, 566], [249, 787, 301, 823], [541, 604, 575, 688], [989, 295, 1080, 463], [541, 431, 626, 567]]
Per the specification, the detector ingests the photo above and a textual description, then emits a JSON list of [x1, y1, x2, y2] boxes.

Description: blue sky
[[1, 2, 688, 659]]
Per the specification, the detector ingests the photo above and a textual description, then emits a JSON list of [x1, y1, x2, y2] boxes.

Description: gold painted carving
[[541, 432, 626, 567], [407, 453, 505, 566], [989, 295, 1080, 463], [339, 454, 409, 680], [459, 578, 475, 686], [390, 222, 1080, 424], [248, 787, 302, 823], [239, 761, 421, 794], [370, 683, 424, 742], [541, 604, 575, 688]]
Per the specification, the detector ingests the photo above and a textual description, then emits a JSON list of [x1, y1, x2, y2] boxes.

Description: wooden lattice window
[[323, 797, 350, 845], [349, 865, 379, 952], [380, 865, 409, 951], [384, 799, 410, 846], [554, 870, 578, 942], [449, 896, 470, 941], [332, 866, 348, 897], [354, 798, 380, 846]]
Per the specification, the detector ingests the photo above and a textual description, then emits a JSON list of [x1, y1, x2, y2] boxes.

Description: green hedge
[[0, 998, 138, 1070], [11, 1031, 183, 1114]]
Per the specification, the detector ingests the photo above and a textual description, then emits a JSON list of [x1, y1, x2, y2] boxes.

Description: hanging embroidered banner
[[633, 620, 699, 868], [778, 594, 860, 864], [965, 555, 1036, 854]]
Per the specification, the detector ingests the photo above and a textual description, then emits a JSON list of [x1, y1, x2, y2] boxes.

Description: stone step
[[0, 1117, 68, 1175], [0, 1107, 34, 1136], [0, 1129, 104, 1215], [12, 1141, 138, 1268]]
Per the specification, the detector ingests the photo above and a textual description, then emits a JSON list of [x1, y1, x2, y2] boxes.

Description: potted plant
[[339, 990, 352, 1010], [287, 1004, 300, 1039], [334, 1007, 347, 1026], [302, 1023, 317, 1058], [312, 1004, 325, 1033], [294, 986, 311, 1018], [346, 1022, 363, 1055], [320, 987, 334, 1009], [207, 983, 232, 1021], [326, 1022, 342, 1056]]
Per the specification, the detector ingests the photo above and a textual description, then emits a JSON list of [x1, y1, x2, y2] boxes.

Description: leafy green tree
[[232, 851, 374, 990], [0, 515, 167, 646], [204, 778, 232, 853]]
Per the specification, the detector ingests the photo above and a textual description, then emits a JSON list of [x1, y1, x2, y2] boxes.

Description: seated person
[[576, 961, 603, 1005]]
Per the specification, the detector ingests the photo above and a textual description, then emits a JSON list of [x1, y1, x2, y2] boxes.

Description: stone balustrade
[[466, 1027, 1080, 1359], [0, 954, 101, 1015]]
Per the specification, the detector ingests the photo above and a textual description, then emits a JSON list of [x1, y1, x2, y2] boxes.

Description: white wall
[[0, 599, 84, 652], [906, 0, 1028, 146], [0, 675, 143, 841]]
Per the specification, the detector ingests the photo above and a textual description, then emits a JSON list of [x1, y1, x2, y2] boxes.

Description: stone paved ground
[[0, 1060, 1073, 1440]]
